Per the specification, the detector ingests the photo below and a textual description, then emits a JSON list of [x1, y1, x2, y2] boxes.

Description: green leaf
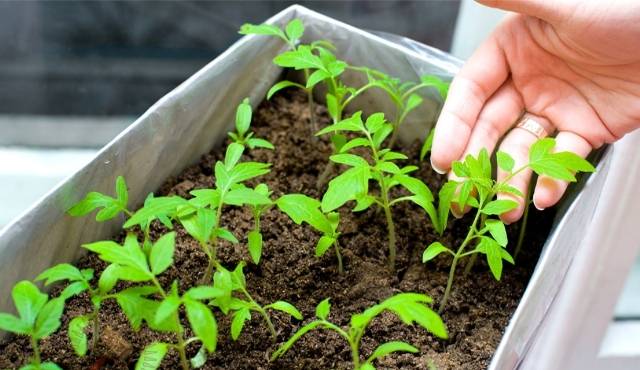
[[190, 346, 208, 368], [149, 232, 175, 275], [353, 194, 376, 212], [227, 162, 271, 185], [285, 19, 304, 42], [247, 230, 263, 264], [553, 152, 595, 172], [321, 165, 370, 213], [420, 129, 435, 161], [497, 151, 515, 172], [361, 364, 376, 370], [373, 293, 447, 339], [185, 299, 217, 352], [12, 281, 47, 327], [61, 281, 90, 300], [306, 69, 330, 89], [247, 138, 275, 150], [422, 242, 452, 263], [124, 196, 187, 229], [154, 296, 181, 325], [331, 134, 348, 152], [0, 313, 30, 335], [435, 181, 457, 235], [276, 194, 332, 234], [330, 153, 368, 167], [485, 219, 508, 247], [267, 80, 304, 99], [419, 75, 450, 99], [494, 183, 524, 198], [315, 235, 336, 257], [482, 199, 518, 215], [34, 363, 63, 370], [326, 94, 339, 121], [315, 298, 331, 320], [235, 98, 252, 136], [68, 315, 90, 356], [372, 124, 393, 149], [271, 321, 324, 360], [529, 138, 555, 163], [68, 192, 120, 221], [230, 308, 251, 340], [36, 264, 86, 285], [180, 207, 216, 246], [404, 94, 423, 116], [315, 112, 363, 136], [189, 189, 220, 208], [266, 301, 303, 320], [34, 297, 65, 339], [367, 341, 418, 363], [116, 176, 128, 207], [225, 142, 245, 170], [382, 151, 408, 161], [273, 46, 324, 70], [135, 342, 168, 370], [376, 161, 402, 174], [239, 23, 286, 40], [529, 159, 576, 181], [184, 286, 224, 301], [365, 113, 386, 133], [98, 264, 120, 293], [225, 187, 272, 206], [214, 227, 239, 244], [477, 237, 504, 281], [452, 161, 469, 177]]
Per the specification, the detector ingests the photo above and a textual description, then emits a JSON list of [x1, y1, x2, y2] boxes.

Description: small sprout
[[276, 193, 344, 273], [246, 183, 273, 264], [426, 138, 595, 312], [228, 98, 274, 150], [36, 264, 102, 356], [209, 262, 302, 341], [68, 175, 131, 221], [316, 112, 438, 270], [0, 281, 66, 370], [272, 293, 446, 369]]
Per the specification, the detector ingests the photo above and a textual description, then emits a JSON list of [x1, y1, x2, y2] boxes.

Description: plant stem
[[302, 69, 318, 135], [90, 309, 100, 351], [514, 185, 532, 260], [151, 278, 189, 370], [243, 290, 277, 340], [378, 176, 397, 271], [30, 336, 41, 367], [387, 104, 403, 148], [463, 214, 486, 277], [439, 208, 482, 313], [316, 161, 335, 189], [334, 239, 344, 274]]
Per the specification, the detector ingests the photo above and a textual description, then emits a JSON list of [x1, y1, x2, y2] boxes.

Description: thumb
[[476, 0, 564, 23]]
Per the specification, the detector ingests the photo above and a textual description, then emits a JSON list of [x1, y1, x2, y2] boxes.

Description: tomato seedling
[[0, 281, 66, 370], [229, 98, 274, 150], [276, 193, 344, 273], [424, 138, 595, 312], [271, 293, 447, 370], [316, 112, 438, 270]]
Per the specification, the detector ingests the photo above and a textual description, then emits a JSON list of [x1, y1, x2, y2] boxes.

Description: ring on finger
[[514, 112, 554, 139]]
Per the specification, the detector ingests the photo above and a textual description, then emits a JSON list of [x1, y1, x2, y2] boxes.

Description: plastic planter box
[[1, 5, 639, 370]]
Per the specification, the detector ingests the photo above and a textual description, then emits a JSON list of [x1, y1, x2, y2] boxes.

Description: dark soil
[[0, 90, 554, 370]]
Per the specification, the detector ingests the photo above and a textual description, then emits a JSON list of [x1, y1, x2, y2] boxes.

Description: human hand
[[430, 0, 640, 223]]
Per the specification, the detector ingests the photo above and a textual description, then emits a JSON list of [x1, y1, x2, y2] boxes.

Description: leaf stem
[[30, 336, 41, 367], [334, 239, 344, 274], [242, 289, 277, 341]]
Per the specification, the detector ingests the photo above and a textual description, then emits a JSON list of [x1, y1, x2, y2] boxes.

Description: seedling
[[316, 112, 438, 270], [209, 262, 302, 341], [423, 138, 595, 312], [228, 98, 274, 150], [36, 264, 103, 356], [240, 19, 320, 133], [68, 175, 131, 221], [0, 281, 66, 370], [124, 142, 271, 283], [276, 193, 344, 273], [350, 67, 449, 147], [271, 293, 447, 370], [246, 183, 273, 264], [84, 232, 218, 370]]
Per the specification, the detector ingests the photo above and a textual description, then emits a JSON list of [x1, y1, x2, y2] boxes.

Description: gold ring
[[515, 114, 550, 139]]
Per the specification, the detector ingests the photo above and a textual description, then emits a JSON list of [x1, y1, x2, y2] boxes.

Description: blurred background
[[0, 0, 636, 354]]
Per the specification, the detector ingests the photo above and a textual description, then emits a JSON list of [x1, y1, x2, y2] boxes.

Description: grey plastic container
[[1, 5, 638, 370]]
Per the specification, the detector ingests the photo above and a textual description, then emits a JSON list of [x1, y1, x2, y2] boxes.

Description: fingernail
[[533, 199, 545, 211], [451, 208, 463, 219], [431, 159, 446, 175]]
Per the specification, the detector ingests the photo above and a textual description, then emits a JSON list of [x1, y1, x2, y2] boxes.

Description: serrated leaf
[[34, 297, 65, 339], [315, 235, 336, 257], [149, 232, 175, 275], [477, 237, 504, 280], [154, 296, 181, 325], [135, 342, 168, 370], [316, 112, 363, 136], [452, 161, 469, 177], [124, 196, 187, 229], [228, 162, 271, 185], [482, 199, 518, 215], [267, 301, 303, 320], [247, 137, 275, 150], [68, 315, 90, 356], [330, 153, 369, 167], [497, 151, 515, 172], [529, 138, 555, 163], [230, 308, 251, 340], [422, 242, 452, 263], [321, 165, 370, 212], [552, 152, 595, 172], [372, 124, 393, 149], [530, 159, 576, 181], [239, 23, 285, 39], [382, 151, 408, 161], [420, 129, 435, 161], [0, 313, 30, 335], [225, 187, 272, 206], [405, 94, 423, 115], [185, 300, 217, 352], [285, 19, 304, 42], [180, 207, 216, 246], [315, 298, 331, 320], [306, 69, 330, 89], [276, 194, 332, 234], [247, 230, 263, 264], [184, 286, 224, 301], [485, 219, 508, 246], [365, 113, 386, 133], [214, 227, 239, 244], [273, 46, 324, 70], [12, 281, 47, 327], [36, 264, 86, 285]]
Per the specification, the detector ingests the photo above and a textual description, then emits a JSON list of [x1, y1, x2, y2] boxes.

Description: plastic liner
[[1, 5, 638, 369]]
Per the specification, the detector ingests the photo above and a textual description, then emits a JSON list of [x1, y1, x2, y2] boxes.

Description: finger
[[532, 131, 592, 210], [476, 0, 566, 23], [496, 115, 555, 224], [448, 80, 524, 217], [431, 31, 509, 174]]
